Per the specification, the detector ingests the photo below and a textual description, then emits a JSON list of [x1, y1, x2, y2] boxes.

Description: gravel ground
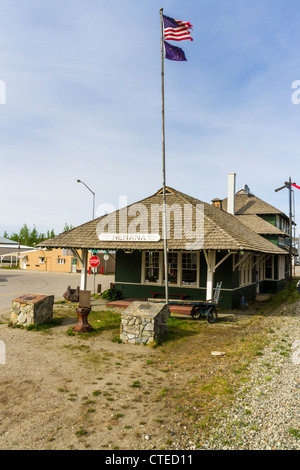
[[199, 312, 300, 450]]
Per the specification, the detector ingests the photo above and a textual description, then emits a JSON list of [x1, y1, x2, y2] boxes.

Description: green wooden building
[[40, 185, 289, 310], [221, 188, 291, 251]]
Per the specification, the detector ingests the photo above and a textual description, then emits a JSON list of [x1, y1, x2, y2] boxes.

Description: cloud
[[1, 0, 300, 236]]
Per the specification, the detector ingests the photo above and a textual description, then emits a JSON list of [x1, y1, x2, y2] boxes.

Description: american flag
[[163, 14, 193, 41]]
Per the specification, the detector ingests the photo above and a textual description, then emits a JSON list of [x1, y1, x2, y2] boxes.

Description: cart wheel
[[191, 305, 201, 319], [207, 307, 217, 323]]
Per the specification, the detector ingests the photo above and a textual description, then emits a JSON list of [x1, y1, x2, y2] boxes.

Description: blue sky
[[1, 0, 300, 237]]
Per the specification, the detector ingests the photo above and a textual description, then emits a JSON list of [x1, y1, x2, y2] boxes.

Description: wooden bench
[[150, 292, 189, 300]]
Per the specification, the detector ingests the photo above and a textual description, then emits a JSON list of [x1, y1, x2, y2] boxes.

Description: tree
[[63, 223, 74, 232], [4, 224, 56, 247], [46, 229, 56, 239]]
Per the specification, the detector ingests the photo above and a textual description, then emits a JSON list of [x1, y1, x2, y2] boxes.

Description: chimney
[[227, 173, 236, 215]]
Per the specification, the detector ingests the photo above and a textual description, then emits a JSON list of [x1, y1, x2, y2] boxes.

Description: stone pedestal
[[10, 294, 54, 327], [120, 301, 170, 345]]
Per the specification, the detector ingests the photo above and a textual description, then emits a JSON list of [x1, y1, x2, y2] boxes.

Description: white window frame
[[141, 251, 199, 287], [238, 253, 252, 286], [278, 256, 285, 280], [57, 258, 66, 265], [181, 252, 199, 287], [142, 251, 162, 285]]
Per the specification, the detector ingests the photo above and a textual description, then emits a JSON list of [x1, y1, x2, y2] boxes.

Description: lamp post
[[77, 179, 95, 220]]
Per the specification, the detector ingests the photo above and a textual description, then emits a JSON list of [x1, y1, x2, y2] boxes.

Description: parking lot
[[0, 268, 115, 317]]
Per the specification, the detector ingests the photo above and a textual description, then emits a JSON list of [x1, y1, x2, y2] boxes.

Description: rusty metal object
[[73, 307, 92, 332], [63, 286, 80, 302]]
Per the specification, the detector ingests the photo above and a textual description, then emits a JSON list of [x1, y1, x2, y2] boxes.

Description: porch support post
[[204, 250, 216, 300], [80, 249, 88, 290], [70, 248, 83, 265]]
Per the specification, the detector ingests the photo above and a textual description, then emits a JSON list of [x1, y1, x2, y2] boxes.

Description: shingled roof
[[236, 214, 286, 236], [39, 187, 286, 255], [222, 189, 287, 217]]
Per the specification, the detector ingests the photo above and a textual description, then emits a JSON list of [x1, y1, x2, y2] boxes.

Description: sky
[[1, 0, 300, 238]]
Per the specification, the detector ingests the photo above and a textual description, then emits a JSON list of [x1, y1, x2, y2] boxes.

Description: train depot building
[[40, 180, 290, 310]]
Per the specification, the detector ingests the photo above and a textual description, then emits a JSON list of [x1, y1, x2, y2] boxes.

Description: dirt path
[[0, 299, 299, 451], [0, 315, 177, 450]]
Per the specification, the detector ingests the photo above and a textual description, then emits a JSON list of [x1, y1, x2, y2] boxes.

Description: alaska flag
[[164, 41, 187, 61]]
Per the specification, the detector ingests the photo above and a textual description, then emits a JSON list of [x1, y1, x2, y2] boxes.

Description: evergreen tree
[[4, 224, 56, 246]]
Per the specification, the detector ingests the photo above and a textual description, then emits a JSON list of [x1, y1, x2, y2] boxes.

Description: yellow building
[[19, 248, 115, 274]]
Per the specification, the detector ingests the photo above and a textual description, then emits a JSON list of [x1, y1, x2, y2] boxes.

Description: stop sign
[[89, 255, 100, 267]]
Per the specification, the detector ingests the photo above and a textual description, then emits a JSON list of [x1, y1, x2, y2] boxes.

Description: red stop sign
[[89, 255, 100, 267]]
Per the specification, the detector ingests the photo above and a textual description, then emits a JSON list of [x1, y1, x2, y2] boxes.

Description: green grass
[[26, 318, 62, 331], [267, 278, 300, 308], [289, 428, 300, 439], [72, 310, 121, 336]]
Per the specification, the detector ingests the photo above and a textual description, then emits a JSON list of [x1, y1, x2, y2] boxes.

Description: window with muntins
[[182, 252, 197, 285], [143, 251, 199, 287], [163, 252, 178, 285], [145, 252, 160, 283], [239, 254, 252, 286]]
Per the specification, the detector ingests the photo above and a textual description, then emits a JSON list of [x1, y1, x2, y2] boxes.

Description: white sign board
[[99, 233, 160, 242]]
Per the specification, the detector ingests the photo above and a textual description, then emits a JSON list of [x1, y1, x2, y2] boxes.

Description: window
[[144, 252, 160, 283], [278, 256, 285, 280], [57, 258, 66, 265], [163, 253, 178, 285], [39, 257, 45, 264], [239, 254, 252, 286], [265, 256, 274, 279], [143, 251, 199, 287], [182, 252, 197, 285]]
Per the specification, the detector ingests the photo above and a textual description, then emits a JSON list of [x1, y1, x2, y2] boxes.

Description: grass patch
[[130, 380, 141, 388], [289, 428, 300, 439], [77, 310, 121, 335], [267, 278, 300, 308], [65, 310, 121, 338], [75, 427, 88, 437], [26, 318, 62, 332]]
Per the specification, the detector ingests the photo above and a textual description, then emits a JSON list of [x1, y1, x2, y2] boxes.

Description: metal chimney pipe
[[227, 173, 236, 215]]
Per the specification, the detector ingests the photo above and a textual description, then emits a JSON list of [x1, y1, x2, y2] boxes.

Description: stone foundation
[[10, 294, 54, 327], [120, 301, 170, 344]]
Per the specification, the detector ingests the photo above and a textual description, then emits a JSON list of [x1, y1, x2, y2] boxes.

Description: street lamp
[[77, 179, 95, 220]]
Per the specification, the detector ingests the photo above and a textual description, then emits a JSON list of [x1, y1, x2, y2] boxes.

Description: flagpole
[[160, 7, 169, 305]]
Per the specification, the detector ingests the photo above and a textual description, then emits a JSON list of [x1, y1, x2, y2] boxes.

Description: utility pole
[[275, 177, 295, 280]]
